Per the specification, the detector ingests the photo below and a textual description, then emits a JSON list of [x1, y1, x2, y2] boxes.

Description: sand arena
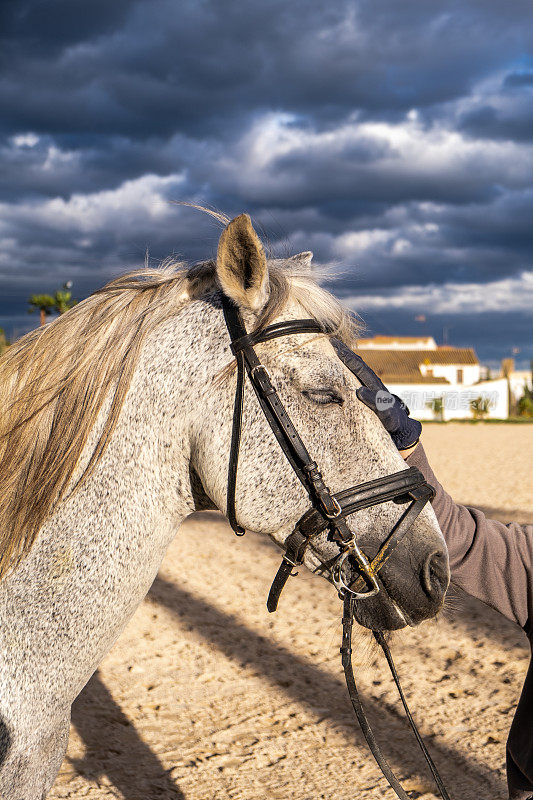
[[50, 423, 533, 800]]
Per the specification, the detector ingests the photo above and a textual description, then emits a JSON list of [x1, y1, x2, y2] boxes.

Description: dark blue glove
[[332, 339, 422, 451]]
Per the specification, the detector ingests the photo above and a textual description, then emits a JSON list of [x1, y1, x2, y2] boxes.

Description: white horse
[[0, 212, 448, 798]]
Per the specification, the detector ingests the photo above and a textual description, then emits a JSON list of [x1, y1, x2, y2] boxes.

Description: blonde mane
[[0, 256, 358, 580]]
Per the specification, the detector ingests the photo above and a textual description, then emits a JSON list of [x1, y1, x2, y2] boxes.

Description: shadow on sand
[[146, 574, 507, 799], [70, 670, 185, 799], [66, 523, 525, 800]]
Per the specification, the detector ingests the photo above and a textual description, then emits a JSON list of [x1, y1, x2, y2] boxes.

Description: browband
[[230, 319, 325, 354]]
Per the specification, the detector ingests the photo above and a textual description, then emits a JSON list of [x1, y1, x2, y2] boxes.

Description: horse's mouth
[[307, 542, 444, 632], [349, 566, 442, 631], [351, 584, 412, 631], [388, 598, 414, 627]]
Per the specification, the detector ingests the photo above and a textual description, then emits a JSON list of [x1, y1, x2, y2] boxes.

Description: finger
[[356, 386, 378, 409], [357, 388, 400, 434], [331, 339, 386, 391], [392, 393, 410, 416]]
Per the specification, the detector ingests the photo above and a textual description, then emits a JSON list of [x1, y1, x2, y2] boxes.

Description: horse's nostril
[[421, 551, 449, 602]]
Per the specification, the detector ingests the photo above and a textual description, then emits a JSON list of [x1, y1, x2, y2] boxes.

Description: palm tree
[[29, 283, 77, 326], [53, 282, 77, 315], [28, 294, 55, 326], [517, 385, 533, 418]]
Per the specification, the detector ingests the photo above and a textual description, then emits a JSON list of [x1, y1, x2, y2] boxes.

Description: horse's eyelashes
[[301, 388, 344, 406]]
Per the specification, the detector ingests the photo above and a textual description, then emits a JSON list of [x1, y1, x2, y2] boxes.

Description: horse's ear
[[290, 251, 313, 268], [216, 214, 269, 311]]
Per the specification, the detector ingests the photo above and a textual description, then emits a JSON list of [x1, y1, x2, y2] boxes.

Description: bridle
[[222, 297, 435, 604], [221, 296, 452, 800]]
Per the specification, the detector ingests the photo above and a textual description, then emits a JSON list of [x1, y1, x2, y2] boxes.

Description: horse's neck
[[64, 320, 197, 530], [0, 320, 198, 701]]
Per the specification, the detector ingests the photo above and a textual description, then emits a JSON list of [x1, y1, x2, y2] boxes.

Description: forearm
[[406, 443, 533, 634]]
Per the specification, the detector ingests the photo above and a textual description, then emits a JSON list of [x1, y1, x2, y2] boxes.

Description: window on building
[[457, 369, 464, 384]]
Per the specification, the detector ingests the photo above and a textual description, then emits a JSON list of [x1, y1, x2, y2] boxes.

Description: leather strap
[[347, 488, 432, 596], [374, 629, 452, 800], [295, 467, 431, 538], [222, 298, 344, 527], [342, 594, 452, 800], [267, 471, 433, 613], [220, 296, 452, 800], [226, 347, 246, 535], [267, 529, 309, 613], [231, 319, 325, 353]]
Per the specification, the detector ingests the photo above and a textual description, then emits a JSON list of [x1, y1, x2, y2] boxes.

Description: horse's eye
[[302, 388, 344, 406]]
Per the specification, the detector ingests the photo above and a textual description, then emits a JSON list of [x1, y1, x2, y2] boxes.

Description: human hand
[[332, 339, 422, 452]]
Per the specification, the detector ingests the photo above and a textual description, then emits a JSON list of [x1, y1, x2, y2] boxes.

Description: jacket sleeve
[[406, 443, 533, 636]]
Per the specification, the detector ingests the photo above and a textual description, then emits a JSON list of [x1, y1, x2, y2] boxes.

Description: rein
[[221, 296, 452, 800]]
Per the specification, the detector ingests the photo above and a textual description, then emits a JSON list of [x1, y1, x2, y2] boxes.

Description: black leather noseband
[[220, 296, 451, 800]]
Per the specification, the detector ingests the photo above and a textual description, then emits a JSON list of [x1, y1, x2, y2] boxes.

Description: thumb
[[356, 386, 378, 409]]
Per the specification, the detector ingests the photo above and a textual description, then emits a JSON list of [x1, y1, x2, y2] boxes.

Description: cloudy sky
[[1, 0, 532, 367]]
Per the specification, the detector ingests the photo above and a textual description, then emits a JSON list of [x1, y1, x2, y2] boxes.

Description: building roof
[[357, 335, 437, 350], [358, 335, 435, 345], [377, 374, 449, 384], [358, 348, 479, 382]]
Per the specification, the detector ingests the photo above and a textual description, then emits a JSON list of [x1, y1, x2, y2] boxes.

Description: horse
[[0, 211, 449, 798]]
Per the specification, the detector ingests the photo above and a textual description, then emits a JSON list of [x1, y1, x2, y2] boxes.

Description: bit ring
[[332, 548, 380, 600]]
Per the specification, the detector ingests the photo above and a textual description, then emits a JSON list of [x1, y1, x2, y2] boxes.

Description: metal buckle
[[282, 554, 300, 576], [282, 554, 301, 568], [251, 364, 272, 382], [323, 496, 342, 519], [332, 540, 380, 600]]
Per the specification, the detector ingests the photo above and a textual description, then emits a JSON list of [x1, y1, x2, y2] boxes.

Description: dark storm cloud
[[2, 0, 532, 141], [459, 104, 533, 143], [457, 70, 533, 142], [0, 0, 135, 54], [1, 0, 532, 367], [504, 71, 533, 88], [0, 132, 195, 200]]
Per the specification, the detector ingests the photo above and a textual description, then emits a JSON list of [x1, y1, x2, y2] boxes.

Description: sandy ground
[[49, 424, 533, 800]]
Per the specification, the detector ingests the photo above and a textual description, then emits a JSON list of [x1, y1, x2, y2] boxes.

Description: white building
[[386, 378, 509, 421], [508, 370, 533, 403], [357, 336, 508, 420]]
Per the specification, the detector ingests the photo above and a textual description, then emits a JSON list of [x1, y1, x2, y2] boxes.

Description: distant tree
[[426, 396, 444, 421], [517, 385, 533, 418], [470, 395, 491, 419], [28, 294, 55, 326], [53, 282, 77, 315], [29, 283, 77, 326]]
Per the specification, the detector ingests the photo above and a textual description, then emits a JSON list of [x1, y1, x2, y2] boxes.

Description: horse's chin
[[352, 593, 410, 631]]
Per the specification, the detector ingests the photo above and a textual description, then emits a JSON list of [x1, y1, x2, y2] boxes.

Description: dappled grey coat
[[407, 444, 533, 800]]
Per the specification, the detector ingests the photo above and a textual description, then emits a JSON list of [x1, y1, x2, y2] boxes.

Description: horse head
[[188, 213, 449, 631]]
